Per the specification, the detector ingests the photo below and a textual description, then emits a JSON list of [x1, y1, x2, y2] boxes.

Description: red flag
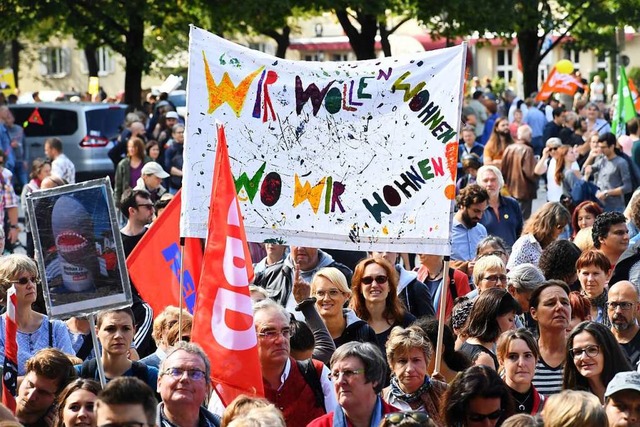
[[127, 190, 203, 314], [27, 108, 43, 125], [2, 286, 17, 412], [628, 78, 640, 113], [191, 122, 263, 406], [536, 67, 585, 102]]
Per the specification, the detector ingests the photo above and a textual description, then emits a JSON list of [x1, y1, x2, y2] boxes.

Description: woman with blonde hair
[[221, 394, 274, 427], [382, 325, 447, 426], [310, 267, 377, 347], [541, 390, 607, 427], [467, 254, 507, 300], [507, 202, 571, 269], [140, 305, 192, 368]]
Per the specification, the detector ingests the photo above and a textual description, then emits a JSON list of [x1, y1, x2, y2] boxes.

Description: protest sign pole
[[433, 255, 450, 374], [178, 237, 185, 342], [88, 313, 106, 387]]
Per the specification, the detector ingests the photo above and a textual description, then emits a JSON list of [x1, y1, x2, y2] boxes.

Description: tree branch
[[335, 9, 361, 42], [388, 16, 411, 35]]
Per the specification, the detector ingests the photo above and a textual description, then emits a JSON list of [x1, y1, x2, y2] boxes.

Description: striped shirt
[[532, 358, 564, 397]]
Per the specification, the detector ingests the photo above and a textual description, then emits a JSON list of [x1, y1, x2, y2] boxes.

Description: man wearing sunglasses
[[156, 342, 220, 427], [95, 377, 158, 427], [608, 281, 640, 367]]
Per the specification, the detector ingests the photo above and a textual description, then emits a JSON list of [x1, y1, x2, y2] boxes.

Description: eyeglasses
[[549, 147, 558, 151], [257, 328, 291, 340], [383, 412, 430, 424], [607, 301, 635, 311], [361, 275, 388, 285], [481, 250, 506, 258], [569, 344, 600, 359], [315, 289, 342, 299], [162, 367, 207, 381], [10, 276, 38, 285], [482, 274, 507, 283], [328, 369, 365, 381], [136, 203, 154, 210], [468, 409, 503, 422]]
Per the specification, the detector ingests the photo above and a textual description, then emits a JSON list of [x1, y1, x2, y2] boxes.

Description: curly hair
[[592, 211, 626, 249], [455, 184, 489, 209], [522, 202, 571, 249], [350, 257, 406, 324], [538, 240, 581, 283]]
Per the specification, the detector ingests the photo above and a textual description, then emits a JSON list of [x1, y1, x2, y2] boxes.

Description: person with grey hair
[[506, 263, 545, 332], [585, 102, 611, 136], [251, 299, 337, 426], [308, 342, 399, 426], [477, 165, 523, 250], [157, 341, 221, 427]]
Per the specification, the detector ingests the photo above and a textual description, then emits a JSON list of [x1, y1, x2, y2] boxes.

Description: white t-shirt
[[546, 158, 579, 202]]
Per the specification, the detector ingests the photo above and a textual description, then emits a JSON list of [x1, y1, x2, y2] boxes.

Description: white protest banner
[[182, 26, 466, 254]]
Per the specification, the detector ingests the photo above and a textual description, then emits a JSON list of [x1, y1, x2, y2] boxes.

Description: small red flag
[[536, 67, 585, 102], [127, 190, 203, 314], [3, 286, 18, 412], [191, 122, 264, 406], [27, 108, 44, 125]]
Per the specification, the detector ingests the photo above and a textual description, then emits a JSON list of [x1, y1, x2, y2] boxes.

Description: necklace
[[427, 263, 444, 280], [512, 389, 532, 412]]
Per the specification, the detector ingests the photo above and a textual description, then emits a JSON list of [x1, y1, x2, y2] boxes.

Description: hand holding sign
[[292, 264, 311, 303]]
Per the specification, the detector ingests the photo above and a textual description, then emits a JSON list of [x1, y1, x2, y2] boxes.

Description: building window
[[563, 48, 580, 71], [40, 47, 70, 77], [597, 52, 607, 72], [496, 48, 514, 83], [538, 64, 549, 85], [332, 53, 349, 62], [80, 46, 115, 76], [304, 52, 324, 61], [249, 42, 267, 52]]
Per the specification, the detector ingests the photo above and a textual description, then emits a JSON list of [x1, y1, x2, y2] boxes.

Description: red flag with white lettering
[[127, 190, 202, 315], [2, 286, 18, 412], [536, 67, 585, 102], [191, 122, 263, 406]]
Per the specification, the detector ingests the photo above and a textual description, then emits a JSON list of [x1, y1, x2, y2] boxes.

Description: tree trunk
[[264, 26, 290, 59], [335, 9, 377, 60], [124, 12, 145, 108], [517, 29, 542, 98], [10, 39, 21, 88], [379, 20, 391, 57], [84, 45, 99, 77]]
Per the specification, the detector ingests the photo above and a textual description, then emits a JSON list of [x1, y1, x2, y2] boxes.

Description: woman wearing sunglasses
[[310, 267, 378, 348], [350, 258, 416, 357], [459, 288, 519, 370], [442, 365, 514, 427], [0, 254, 74, 375], [562, 321, 631, 403], [307, 341, 399, 427], [381, 326, 447, 426]]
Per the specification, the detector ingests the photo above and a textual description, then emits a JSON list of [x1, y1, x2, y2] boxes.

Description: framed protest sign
[[25, 178, 132, 318], [181, 26, 467, 255]]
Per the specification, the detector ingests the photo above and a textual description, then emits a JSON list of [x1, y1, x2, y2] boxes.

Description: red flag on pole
[[536, 67, 585, 102], [3, 286, 18, 412], [127, 190, 203, 314], [191, 122, 263, 406]]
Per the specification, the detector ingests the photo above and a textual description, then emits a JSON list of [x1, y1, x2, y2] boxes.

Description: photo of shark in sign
[[51, 195, 99, 293]]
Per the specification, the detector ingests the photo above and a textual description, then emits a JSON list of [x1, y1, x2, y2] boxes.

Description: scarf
[[389, 376, 432, 404], [581, 287, 610, 327], [333, 396, 383, 427]]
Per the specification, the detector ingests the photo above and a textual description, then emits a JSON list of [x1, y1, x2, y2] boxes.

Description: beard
[[612, 317, 631, 331]]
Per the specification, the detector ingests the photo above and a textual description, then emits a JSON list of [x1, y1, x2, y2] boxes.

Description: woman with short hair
[[541, 390, 607, 427]]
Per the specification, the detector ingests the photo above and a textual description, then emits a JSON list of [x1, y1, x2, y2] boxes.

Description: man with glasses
[[608, 281, 640, 367], [16, 348, 77, 427], [119, 188, 155, 357], [156, 342, 220, 427], [95, 377, 158, 427], [253, 299, 336, 425]]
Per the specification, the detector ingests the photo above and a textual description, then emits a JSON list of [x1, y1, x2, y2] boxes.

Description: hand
[[541, 147, 550, 157], [292, 264, 311, 303], [8, 227, 18, 244], [596, 190, 608, 201]]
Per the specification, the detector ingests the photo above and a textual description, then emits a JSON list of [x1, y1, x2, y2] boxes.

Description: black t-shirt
[[621, 329, 640, 368], [120, 229, 147, 301]]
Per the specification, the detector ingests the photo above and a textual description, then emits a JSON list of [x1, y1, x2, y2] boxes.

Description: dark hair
[[29, 158, 50, 180], [414, 317, 471, 372], [97, 377, 158, 424], [96, 307, 136, 329], [528, 280, 571, 311], [552, 107, 566, 119], [464, 288, 520, 343], [120, 188, 151, 218], [592, 211, 627, 249], [290, 319, 315, 353], [568, 291, 591, 322], [456, 184, 489, 209], [598, 132, 617, 147], [571, 201, 603, 238], [350, 257, 406, 325], [442, 365, 514, 426], [330, 342, 387, 394], [538, 240, 581, 283], [145, 140, 160, 157], [627, 117, 640, 136], [26, 348, 78, 393], [461, 153, 482, 170], [575, 249, 612, 273], [55, 379, 102, 427], [563, 321, 632, 392], [45, 137, 63, 152], [475, 236, 509, 258]]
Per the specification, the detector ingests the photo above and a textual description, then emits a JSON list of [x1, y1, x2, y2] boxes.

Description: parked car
[[9, 103, 127, 182]]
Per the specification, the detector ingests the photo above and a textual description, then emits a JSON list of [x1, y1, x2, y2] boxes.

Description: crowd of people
[[0, 77, 639, 427]]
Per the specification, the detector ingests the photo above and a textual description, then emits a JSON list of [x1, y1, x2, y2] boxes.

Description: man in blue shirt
[[451, 184, 489, 274], [524, 99, 548, 156]]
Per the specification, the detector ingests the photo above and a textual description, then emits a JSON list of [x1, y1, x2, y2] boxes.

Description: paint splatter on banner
[[181, 26, 467, 254]]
